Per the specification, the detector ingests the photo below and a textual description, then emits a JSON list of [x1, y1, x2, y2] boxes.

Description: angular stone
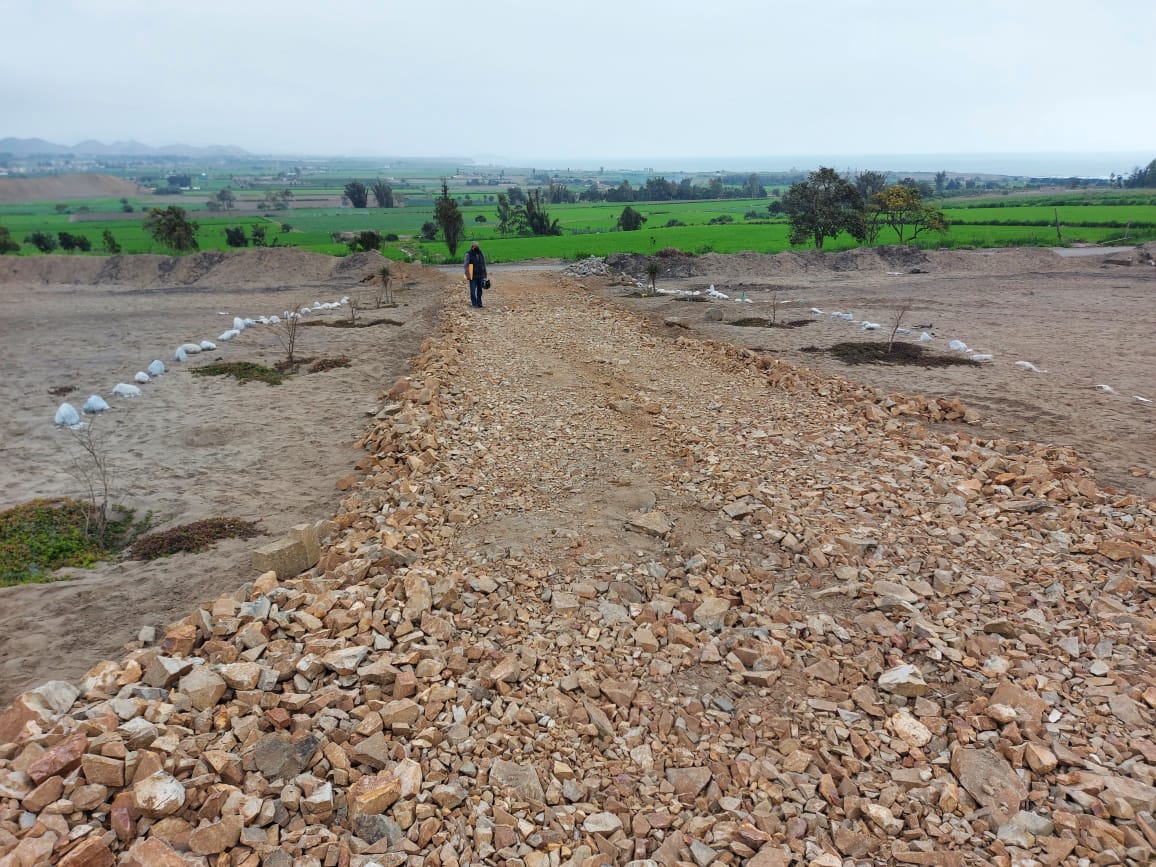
[[251, 536, 313, 580], [489, 759, 545, 803], [889, 711, 932, 748], [178, 666, 227, 710], [878, 664, 928, 697], [353, 814, 403, 846], [81, 753, 124, 787], [124, 838, 186, 867], [666, 766, 712, 797], [188, 816, 243, 855], [625, 510, 672, 537], [951, 748, 1028, 824], [583, 811, 623, 834], [57, 837, 115, 867], [251, 733, 319, 779], [348, 771, 403, 819], [27, 731, 87, 783], [693, 597, 730, 631]]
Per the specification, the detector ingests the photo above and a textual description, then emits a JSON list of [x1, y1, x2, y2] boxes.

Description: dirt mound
[[0, 173, 142, 203], [0, 248, 393, 291]]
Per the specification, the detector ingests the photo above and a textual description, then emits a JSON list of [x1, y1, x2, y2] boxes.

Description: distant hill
[[0, 137, 249, 158], [0, 173, 145, 203]]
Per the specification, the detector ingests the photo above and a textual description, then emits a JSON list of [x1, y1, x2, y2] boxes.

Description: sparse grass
[[308, 356, 352, 373], [129, 517, 262, 560], [731, 317, 815, 328], [805, 341, 985, 367], [299, 317, 403, 328], [0, 498, 135, 586], [190, 361, 286, 385]]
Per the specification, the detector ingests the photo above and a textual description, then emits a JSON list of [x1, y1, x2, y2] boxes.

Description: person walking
[[464, 241, 487, 308]]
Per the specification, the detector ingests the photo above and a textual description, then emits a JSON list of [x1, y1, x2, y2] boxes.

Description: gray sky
[[2, 0, 1153, 169]]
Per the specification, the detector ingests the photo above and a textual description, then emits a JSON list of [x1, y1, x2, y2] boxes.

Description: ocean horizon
[[490, 152, 1152, 179]]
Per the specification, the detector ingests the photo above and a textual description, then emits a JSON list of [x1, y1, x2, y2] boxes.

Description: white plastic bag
[[134, 371, 151, 384], [148, 360, 166, 376], [112, 383, 142, 398], [82, 394, 110, 414], [54, 403, 81, 427]]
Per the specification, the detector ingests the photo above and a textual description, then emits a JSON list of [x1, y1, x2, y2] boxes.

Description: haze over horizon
[[2, 1, 1153, 174]]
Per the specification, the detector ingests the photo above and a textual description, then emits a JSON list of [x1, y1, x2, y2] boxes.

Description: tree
[[57, 232, 78, 252], [0, 225, 20, 254], [371, 179, 394, 208], [782, 167, 866, 250], [523, 188, 561, 235], [144, 206, 200, 253], [617, 206, 647, 231], [1124, 158, 1156, 188], [344, 181, 369, 208], [854, 171, 888, 202], [225, 226, 249, 247], [506, 186, 526, 206], [434, 180, 465, 256], [100, 229, 121, 254], [348, 230, 382, 253], [214, 188, 236, 210], [419, 221, 438, 241], [870, 184, 950, 243], [250, 224, 268, 247], [24, 231, 58, 253], [934, 170, 948, 195]]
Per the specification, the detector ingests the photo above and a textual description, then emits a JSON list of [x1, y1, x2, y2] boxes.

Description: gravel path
[[1, 270, 1153, 866]]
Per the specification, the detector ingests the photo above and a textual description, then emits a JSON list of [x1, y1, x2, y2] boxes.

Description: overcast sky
[[2, 0, 1153, 171]]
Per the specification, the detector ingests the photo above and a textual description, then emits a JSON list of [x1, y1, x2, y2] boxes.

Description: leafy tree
[[371, 179, 394, 208], [214, 188, 236, 210], [434, 180, 465, 255], [419, 221, 438, 241], [934, 170, 948, 195], [24, 231, 58, 253], [870, 184, 950, 243], [782, 167, 866, 250], [617, 206, 646, 231], [100, 229, 121, 254], [506, 186, 526, 206], [144, 206, 200, 253], [344, 181, 369, 208], [348, 230, 382, 253], [250, 224, 268, 247], [0, 225, 20, 254], [854, 171, 888, 202], [57, 232, 78, 252], [225, 226, 249, 247], [74, 235, 92, 252], [523, 188, 561, 235], [120, 198, 134, 213], [1124, 158, 1156, 188]]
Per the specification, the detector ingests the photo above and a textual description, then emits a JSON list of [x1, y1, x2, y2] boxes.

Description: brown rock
[[57, 837, 115, 867], [27, 731, 87, 783], [124, 838, 186, 867], [489, 758, 545, 803], [188, 816, 243, 855], [81, 753, 124, 787], [348, 771, 403, 819], [133, 771, 186, 818], [951, 747, 1028, 824]]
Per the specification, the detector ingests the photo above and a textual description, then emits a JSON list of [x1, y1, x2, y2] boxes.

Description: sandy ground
[[1, 244, 1153, 706], [0, 250, 451, 704], [598, 244, 1156, 500]]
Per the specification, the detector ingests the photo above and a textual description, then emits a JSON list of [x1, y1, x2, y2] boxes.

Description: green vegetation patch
[[190, 361, 286, 385], [129, 517, 262, 560], [805, 341, 984, 368], [0, 498, 130, 586]]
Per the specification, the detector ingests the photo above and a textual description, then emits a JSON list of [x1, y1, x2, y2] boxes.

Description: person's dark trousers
[[469, 278, 484, 307]]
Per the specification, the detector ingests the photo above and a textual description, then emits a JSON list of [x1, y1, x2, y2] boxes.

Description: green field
[[3, 175, 1155, 263]]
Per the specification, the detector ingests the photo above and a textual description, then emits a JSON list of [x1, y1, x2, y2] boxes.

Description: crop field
[[4, 174, 1156, 262]]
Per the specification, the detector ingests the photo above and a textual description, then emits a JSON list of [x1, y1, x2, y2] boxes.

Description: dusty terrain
[[0, 173, 143, 203], [0, 250, 449, 702], [0, 249, 1153, 866], [598, 244, 1156, 500]]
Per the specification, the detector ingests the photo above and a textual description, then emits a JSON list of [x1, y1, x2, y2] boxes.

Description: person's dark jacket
[[464, 246, 487, 280]]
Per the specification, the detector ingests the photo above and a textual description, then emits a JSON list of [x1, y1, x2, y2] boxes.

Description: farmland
[[2, 166, 1155, 264]]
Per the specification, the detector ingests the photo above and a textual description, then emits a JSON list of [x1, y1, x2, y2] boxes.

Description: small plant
[[644, 261, 660, 295], [768, 287, 781, 325], [376, 264, 394, 307], [0, 498, 135, 586], [272, 302, 307, 366], [190, 361, 286, 386], [887, 301, 913, 353], [65, 421, 115, 544]]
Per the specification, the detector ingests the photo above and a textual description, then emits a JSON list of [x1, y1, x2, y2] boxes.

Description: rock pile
[[0, 274, 1153, 866], [563, 258, 612, 279]]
